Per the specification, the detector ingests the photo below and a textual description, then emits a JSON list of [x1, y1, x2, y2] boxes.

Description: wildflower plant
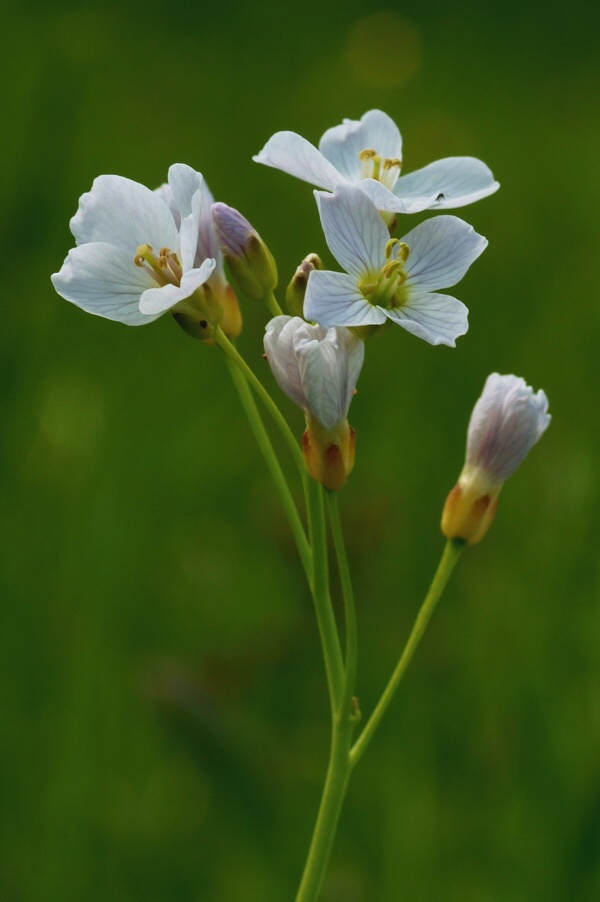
[[51, 110, 550, 900]]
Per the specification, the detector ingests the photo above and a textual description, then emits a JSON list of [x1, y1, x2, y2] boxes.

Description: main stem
[[294, 717, 354, 902], [350, 538, 464, 767], [295, 492, 358, 902]]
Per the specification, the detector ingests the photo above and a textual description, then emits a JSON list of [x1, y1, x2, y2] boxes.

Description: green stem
[[213, 325, 305, 476], [306, 481, 344, 714], [350, 538, 464, 767], [265, 290, 283, 318], [294, 493, 358, 902], [326, 492, 358, 714], [225, 357, 312, 583], [294, 719, 353, 902]]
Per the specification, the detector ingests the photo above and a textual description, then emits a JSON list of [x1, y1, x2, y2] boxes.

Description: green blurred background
[[2, 0, 599, 898]]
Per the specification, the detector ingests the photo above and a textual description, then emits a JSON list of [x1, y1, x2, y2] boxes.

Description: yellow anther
[[159, 247, 171, 257], [134, 255, 145, 267], [383, 158, 402, 170], [358, 148, 377, 160], [385, 238, 399, 259], [395, 241, 410, 264]]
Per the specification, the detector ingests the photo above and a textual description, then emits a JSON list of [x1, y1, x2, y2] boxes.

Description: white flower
[[442, 374, 551, 544], [264, 315, 364, 490], [51, 164, 217, 327], [304, 185, 487, 347], [254, 109, 499, 215]]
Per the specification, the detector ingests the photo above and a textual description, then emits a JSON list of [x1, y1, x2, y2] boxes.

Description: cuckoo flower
[[304, 186, 487, 347], [254, 109, 499, 215], [52, 164, 222, 337], [264, 315, 364, 491], [442, 374, 551, 544]]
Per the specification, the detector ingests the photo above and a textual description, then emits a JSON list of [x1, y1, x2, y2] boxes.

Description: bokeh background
[[2, 0, 600, 898]]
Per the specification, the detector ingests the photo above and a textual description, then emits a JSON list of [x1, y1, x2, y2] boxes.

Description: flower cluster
[[51, 109, 550, 527]]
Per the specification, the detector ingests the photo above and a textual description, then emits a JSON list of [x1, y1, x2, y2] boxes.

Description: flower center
[[359, 239, 410, 308], [134, 244, 182, 287], [358, 149, 402, 189]]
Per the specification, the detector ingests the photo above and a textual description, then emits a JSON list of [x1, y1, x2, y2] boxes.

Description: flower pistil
[[359, 239, 410, 308]]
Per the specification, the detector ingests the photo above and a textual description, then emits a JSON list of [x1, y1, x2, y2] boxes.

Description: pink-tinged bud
[[302, 418, 356, 492], [285, 254, 324, 317], [211, 203, 277, 302], [441, 373, 550, 544]]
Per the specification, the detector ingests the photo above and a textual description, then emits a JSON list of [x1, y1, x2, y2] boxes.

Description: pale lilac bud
[[211, 203, 277, 301], [442, 374, 550, 544], [466, 374, 550, 484], [212, 203, 254, 257]]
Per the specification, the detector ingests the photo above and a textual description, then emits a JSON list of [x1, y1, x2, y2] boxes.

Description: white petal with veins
[[51, 242, 159, 326]]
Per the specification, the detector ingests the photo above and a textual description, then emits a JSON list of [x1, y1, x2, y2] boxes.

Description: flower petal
[[253, 132, 344, 191], [263, 315, 308, 410], [296, 334, 343, 430], [138, 258, 216, 315], [401, 216, 487, 292], [196, 179, 223, 269], [154, 182, 180, 227], [51, 242, 159, 326], [167, 164, 204, 271], [167, 164, 203, 218], [394, 157, 500, 212], [304, 270, 386, 328], [70, 175, 179, 257], [384, 289, 469, 347], [318, 109, 402, 183], [315, 186, 388, 278], [337, 327, 365, 418], [357, 178, 415, 213], [297, 327, 364, 430]]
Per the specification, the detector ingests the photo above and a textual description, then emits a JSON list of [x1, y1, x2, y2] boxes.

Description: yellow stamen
[[395, 242, 410, 264], [385, 238, 399, 259]]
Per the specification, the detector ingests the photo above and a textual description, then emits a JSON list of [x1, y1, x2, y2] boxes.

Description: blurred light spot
[[344, 12, 422, 88], [39, 372, 104, 455], [53, 8, 109, 63]]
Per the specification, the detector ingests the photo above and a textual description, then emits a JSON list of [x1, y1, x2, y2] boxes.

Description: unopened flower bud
[[212, 202, 277, 302], [285, 254, 324, 317], [441, 374, 551, 544], [264, 315, 364, 491]]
